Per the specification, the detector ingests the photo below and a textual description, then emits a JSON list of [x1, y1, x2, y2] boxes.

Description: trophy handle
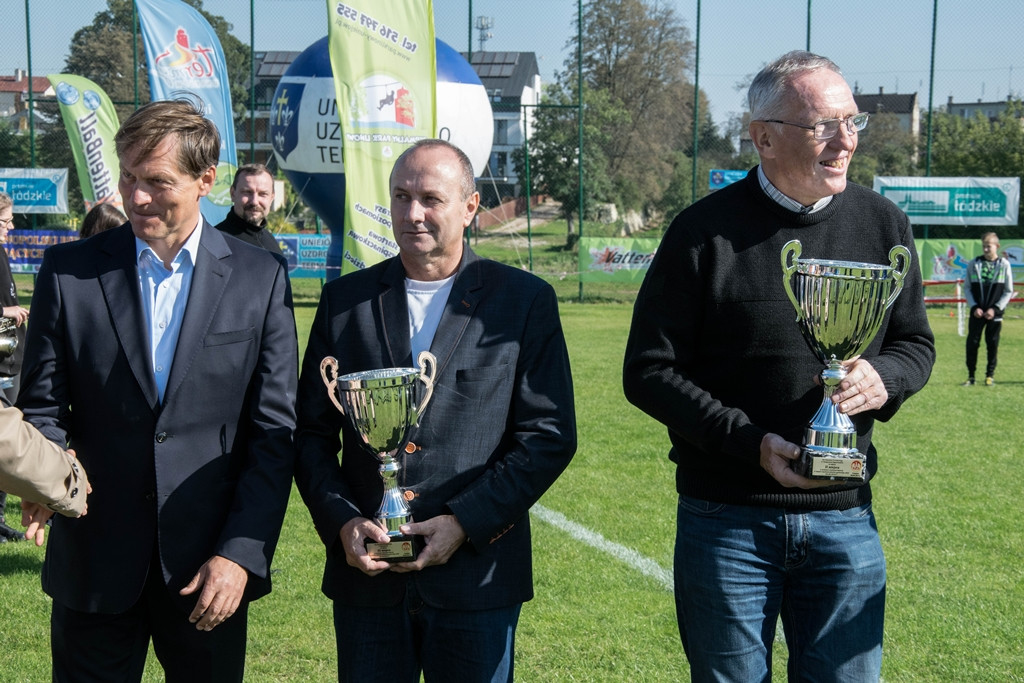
[[319, 356, 347, 415], [780, 239, 803, 316], [884, 244, 912, 309], [414, 350, 437, 426]]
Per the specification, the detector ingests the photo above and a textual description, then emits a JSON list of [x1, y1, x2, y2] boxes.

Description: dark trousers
[[51, 557, 249, 683], [333, 580, 521, 683], [0, 490, 21, 539], [965, 315, 1002, 378]]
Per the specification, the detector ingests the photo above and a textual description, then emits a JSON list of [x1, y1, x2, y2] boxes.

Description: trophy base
[[365, 534, 421, 563], [795, 450, 866, 482]]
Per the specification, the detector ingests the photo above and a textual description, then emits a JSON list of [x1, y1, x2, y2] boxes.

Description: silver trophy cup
[[781, 240, 910, 481], [320, 351, 437, 561], [0, 317, 18, 360]]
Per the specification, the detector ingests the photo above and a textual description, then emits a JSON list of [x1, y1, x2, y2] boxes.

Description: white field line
[[534, 503, 790, 645], [532, 503, 674, 592]]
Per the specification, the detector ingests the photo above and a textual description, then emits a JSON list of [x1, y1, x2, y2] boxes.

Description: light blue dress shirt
[[135, 221, 203, 403]]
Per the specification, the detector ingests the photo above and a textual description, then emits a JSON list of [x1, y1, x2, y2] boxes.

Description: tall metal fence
[[4, 1, 1021, 294]]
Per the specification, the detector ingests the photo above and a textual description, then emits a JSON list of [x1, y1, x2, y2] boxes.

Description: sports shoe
[[985, 377, 994, 386], [961, 378, 975, 386]]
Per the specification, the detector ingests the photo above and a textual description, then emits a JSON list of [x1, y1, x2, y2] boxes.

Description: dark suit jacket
[[17, 222, 298, 614], [294, 248, 576, 610]]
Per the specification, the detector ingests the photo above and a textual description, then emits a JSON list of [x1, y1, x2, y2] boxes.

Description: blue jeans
[[674, 495, 885, 682], [333, 580, 522, 683]]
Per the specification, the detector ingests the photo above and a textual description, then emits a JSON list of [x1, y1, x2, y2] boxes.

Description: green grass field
[[1, 232, 1022, 680]]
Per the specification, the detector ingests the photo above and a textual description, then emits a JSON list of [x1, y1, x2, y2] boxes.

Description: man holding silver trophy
[[294, 139, 576, 682], [624, 51, 935, 681]]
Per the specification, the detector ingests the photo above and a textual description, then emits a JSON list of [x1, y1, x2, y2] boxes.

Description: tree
[[0, 121, 34, 227], [0, 120, 31, 169], [575, 0, 696, 211], [514, 82, 615, 241], [846, 111, 919, 188], [927, 101, 1024, 239], [523, 0, 712, 237], [52, 0, 252, 216], [657, 151, 726, 225], [929, 101, 1024, 179], [62, 0, 250, 123]]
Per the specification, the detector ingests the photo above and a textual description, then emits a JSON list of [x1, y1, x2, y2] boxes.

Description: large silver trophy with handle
[[320, 351, 437, 561], [781, 240, 910, 481]]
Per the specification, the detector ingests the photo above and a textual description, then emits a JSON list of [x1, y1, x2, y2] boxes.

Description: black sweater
[[623, 169, 935, 510], [214, 209, 283, 255]]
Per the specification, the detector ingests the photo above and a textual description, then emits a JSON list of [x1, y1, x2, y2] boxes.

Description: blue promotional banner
[[709, 169, 748, 190], [0, 169, 69, 214], [8, 229, 330, 277], [275, 234, 333, 279], [6, 230, 79, 273], [136, 0, 237, 223]]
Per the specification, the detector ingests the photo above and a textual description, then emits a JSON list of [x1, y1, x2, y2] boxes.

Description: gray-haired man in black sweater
[[624, 51, 935, 682]]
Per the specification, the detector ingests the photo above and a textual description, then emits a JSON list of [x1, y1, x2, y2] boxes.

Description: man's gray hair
[[748, 51, 844, 120]]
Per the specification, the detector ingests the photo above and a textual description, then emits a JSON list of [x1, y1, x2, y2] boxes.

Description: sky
[[5, 0, 1024, 131]]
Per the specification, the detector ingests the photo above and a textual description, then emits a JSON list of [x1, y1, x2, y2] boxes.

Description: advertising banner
[[7, 230, 330, 278], [16, 232, 1023, 285], [0, 169, 68, 214], [918, 238, 1024, 282], [709, 169, 748, 190], [326, 0, 436, 274], [136, 0, 237, 223], [875, 176, 1020, 225], [275, 234, 331, 279], [6, 230, 79, 273], [48, 74, 122, 211], [580, 237, 659, 283]]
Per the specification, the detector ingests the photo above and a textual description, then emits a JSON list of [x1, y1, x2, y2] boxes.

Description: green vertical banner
[[48, 74, 122, 211], [326, 0, 436, 274]]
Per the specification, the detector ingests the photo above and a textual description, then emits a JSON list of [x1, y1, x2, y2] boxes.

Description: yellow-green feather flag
[[47, 74, 122, 212], [326, 0, 436, 274]]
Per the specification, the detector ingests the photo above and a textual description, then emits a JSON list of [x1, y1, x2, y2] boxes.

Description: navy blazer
[[294, 248, 576, 610], [17, 222, 298, 614]]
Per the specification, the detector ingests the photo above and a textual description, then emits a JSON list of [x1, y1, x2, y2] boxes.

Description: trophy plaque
[[320, 351, 437, 561], [781, 240, 910, 481]]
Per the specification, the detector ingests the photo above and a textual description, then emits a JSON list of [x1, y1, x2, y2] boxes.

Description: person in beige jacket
[[0, 403, 88, 543]]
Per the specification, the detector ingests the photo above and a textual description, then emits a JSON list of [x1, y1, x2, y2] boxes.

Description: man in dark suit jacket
[[17, 99, 298, 683], [294, 139, 576, 682]]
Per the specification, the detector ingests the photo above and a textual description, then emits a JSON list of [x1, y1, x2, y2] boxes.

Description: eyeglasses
[[0, 218, 12, 229], [759, 112, 869, 140]]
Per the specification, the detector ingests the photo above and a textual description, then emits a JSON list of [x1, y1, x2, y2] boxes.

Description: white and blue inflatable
[[270, 37, 493, 278]]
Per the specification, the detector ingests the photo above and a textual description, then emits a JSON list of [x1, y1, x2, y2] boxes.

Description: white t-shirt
[[406, 275, 455, 361]]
